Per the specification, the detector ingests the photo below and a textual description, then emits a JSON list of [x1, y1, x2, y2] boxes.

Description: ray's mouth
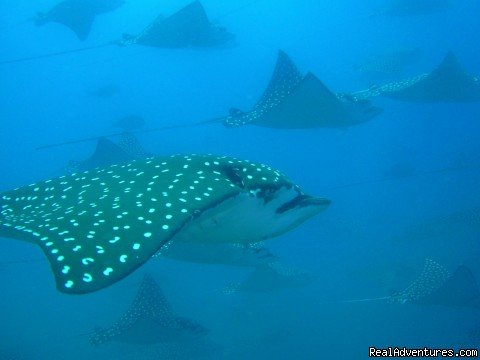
[[275, 195, 331, 214]]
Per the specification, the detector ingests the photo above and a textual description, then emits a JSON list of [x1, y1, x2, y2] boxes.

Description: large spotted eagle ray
[[89, 274, 208, 345], [35, 0, 124, 41], [353, 52, 480, 103], [0, 155, 329, 294], [224, 50, 383, 128], [64, 139, 279, 268], [63, 138, 279, 268]]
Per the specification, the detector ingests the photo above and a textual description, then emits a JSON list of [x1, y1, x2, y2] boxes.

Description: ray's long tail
[[0, 41, 116, 66], [36, 117, 225, 150]]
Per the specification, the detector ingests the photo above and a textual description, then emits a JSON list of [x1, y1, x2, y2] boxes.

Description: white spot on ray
[[82, 258, 94, 265], [109, 236, 121, 244]]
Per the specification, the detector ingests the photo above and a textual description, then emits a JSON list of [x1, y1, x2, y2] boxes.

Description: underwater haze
[[1, 0, 480, 359]]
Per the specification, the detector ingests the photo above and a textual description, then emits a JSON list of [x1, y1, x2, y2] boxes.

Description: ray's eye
[[257, 185, 278, 204], [222, 166, 245, 188]]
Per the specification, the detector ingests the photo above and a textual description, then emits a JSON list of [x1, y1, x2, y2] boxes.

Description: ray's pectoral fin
[[89, 274, 207, 345], [67, 15, 95, 41], [0, 212, 184, 294], [253, 72, 345, 128], [0, 158, 241, 294]]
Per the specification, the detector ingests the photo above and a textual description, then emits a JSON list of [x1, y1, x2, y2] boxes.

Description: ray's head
[[217, 160, 330, 240]]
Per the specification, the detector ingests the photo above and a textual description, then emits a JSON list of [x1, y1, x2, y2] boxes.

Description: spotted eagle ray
[[18, 140, 277, 269], [89, 274, 208, 345], [35, 0, 124, 41], [346, 259, 480, 309], [224, 50, 383, 128], [0, 154, 329, 294], [353, 52, 480, 103], [120, 1, 234, 48], [389, 259, 480, 309]]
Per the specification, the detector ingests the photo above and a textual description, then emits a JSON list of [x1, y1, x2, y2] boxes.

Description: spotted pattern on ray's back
[[118, 132, 150, 159], [352, 74, 427, 101], [224, 50, 303, 127], [389, 259, 449, 304], [0, 154, 288, 294], [352, 52, 480, 102], [90, 274, 207, 345]]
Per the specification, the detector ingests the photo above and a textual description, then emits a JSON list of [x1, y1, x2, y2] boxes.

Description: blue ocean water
[[1, 0, 480, 359]]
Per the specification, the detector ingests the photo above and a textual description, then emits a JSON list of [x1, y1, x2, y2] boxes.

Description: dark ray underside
[[224, 50, 382, 128], [123, 1, 233, 48], [36, 0, 124, 40]]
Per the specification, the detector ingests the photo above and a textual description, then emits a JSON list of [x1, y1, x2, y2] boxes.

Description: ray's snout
[[276, 194, 331, 214], [302, 196, 331, 208]]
